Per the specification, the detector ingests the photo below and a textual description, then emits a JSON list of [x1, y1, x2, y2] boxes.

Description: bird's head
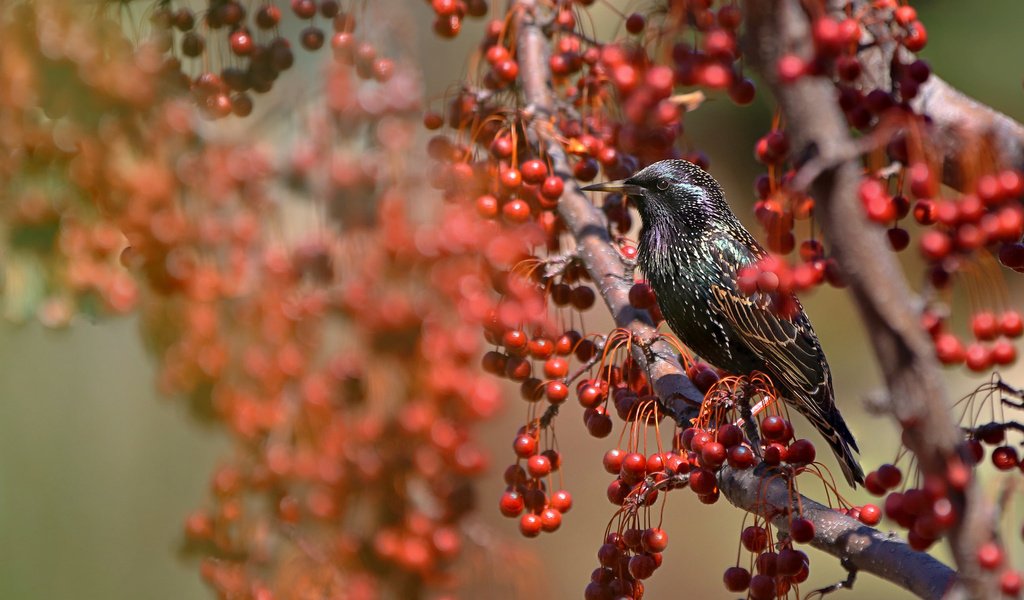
[[581, 159, 731, 231]]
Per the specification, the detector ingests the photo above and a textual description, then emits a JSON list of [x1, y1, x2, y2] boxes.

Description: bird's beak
[[580, 180, 645, 196]]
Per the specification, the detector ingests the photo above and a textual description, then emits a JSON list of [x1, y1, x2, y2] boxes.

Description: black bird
[[582, 159, 864, 486]]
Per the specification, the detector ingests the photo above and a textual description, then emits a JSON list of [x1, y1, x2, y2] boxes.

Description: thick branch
[[720, 468, 955, 600], [743, 1, 996, 597], [513, 2, 957, 598]]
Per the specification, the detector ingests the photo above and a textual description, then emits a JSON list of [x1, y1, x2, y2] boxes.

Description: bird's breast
[[641, 242, 744, 369]]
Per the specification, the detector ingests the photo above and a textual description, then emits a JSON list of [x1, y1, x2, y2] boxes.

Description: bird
[[582, 159, 864, 486]]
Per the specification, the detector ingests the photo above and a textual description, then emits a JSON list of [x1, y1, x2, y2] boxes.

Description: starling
[[582, 159, 864, 486]]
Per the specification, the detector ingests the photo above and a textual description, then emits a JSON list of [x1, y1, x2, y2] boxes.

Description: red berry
[[741, 526, 769, 552], [965, 343, 992, 372], [543, 357, 568, 379], [526, 454, 551, 478], [519, 512, 542, 537], [540, 176, 564, 201], [628, 553, 656, 579], [256, 5, 281, 28], [749, 574, 775, 600], [597, 542, 620, 568], [606, 478, 630, 505], [494, 59, 519, 82], [864, 471, 886, 496], [500, 167, 522, 189], [513, 434, 537, 458], [300, 27, 324, 50], [1000, 571, 1023, 596], [877, 463, 902, 488], [998, 242, 1024, 268], [502, 198, 531, 223], [578, 384, 603, 408], [777, 54, 807, 83], [690, 430, 713, 453], [545, 381, 569, 404], [859, 503, 882, 525], [716, 423, 744, 448], [625, 13, 646, 34], [894, 6, 917, 26], [701, 441, 727, 469], [729, 78, 756, 105], [689, 468, 717, 495], [499, 490, 524, 517], [992, 340, 1017, 366], [603, 448, 625, 474], [790, 517, 815, 543], [776, 548, 808, 577], [485, 45, 509, 65], [972, 312, 999, 340], [978, 541, 1004, 570], [887, 227, 910, 251], [755, 551, 778, 576], [920, 230, 952, 261], [934, 333, 965, 365], [723, 566, 751, 592], [520, 159, 547, 184], [903, 21, 927, 52], [620, 452, 647, 481], [645, 452, 666, 474], [786, 439, 816, 465], [992, 446, 1019, 470], [540, 507, 562, 532], [629, 282, 657, 309], [727, 445, 755, 469], [550, 489, 573, 513], [642, 527, 668, 553], [761, 415, 787, 440], [1001, 311, 1024, 337]]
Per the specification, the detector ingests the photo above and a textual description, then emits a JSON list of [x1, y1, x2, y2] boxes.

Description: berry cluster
[[722, 523, 812, 599], [1, 3, 529, 596], [858, 377, 1024, 596], [0, 3, 164, 324], [146, 1, 402, 119], [748, 2, 1024, 374]]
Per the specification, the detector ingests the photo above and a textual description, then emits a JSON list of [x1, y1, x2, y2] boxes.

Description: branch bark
[[513, 2, 958, 598], [743, 1, 999, 597]]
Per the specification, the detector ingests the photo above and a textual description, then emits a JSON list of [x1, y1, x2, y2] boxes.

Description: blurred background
[[2, 1, 1023, 598]]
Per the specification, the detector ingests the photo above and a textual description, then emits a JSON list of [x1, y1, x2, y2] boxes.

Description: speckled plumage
[[585, 160, 864, 486]]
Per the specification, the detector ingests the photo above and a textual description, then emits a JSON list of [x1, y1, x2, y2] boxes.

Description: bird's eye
[[656, 179, 670, 191]]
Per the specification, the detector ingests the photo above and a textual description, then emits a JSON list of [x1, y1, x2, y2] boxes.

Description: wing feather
[[705, 233, 833, 423]]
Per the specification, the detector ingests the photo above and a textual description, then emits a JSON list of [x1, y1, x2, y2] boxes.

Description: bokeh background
[[2, 1, 1024, 598]]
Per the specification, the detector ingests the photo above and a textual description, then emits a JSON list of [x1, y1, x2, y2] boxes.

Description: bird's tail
[[817, 411, 864, 487]]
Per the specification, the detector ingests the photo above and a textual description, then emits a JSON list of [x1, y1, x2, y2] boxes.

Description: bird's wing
[[705, 233, 832, 414]]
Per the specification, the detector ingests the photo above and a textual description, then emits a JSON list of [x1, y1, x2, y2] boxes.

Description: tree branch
[[513, 2, 958, 598], [839, 0, 1024, 188], [743, 1, 997, 597], [720, 467, 955, 600]]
